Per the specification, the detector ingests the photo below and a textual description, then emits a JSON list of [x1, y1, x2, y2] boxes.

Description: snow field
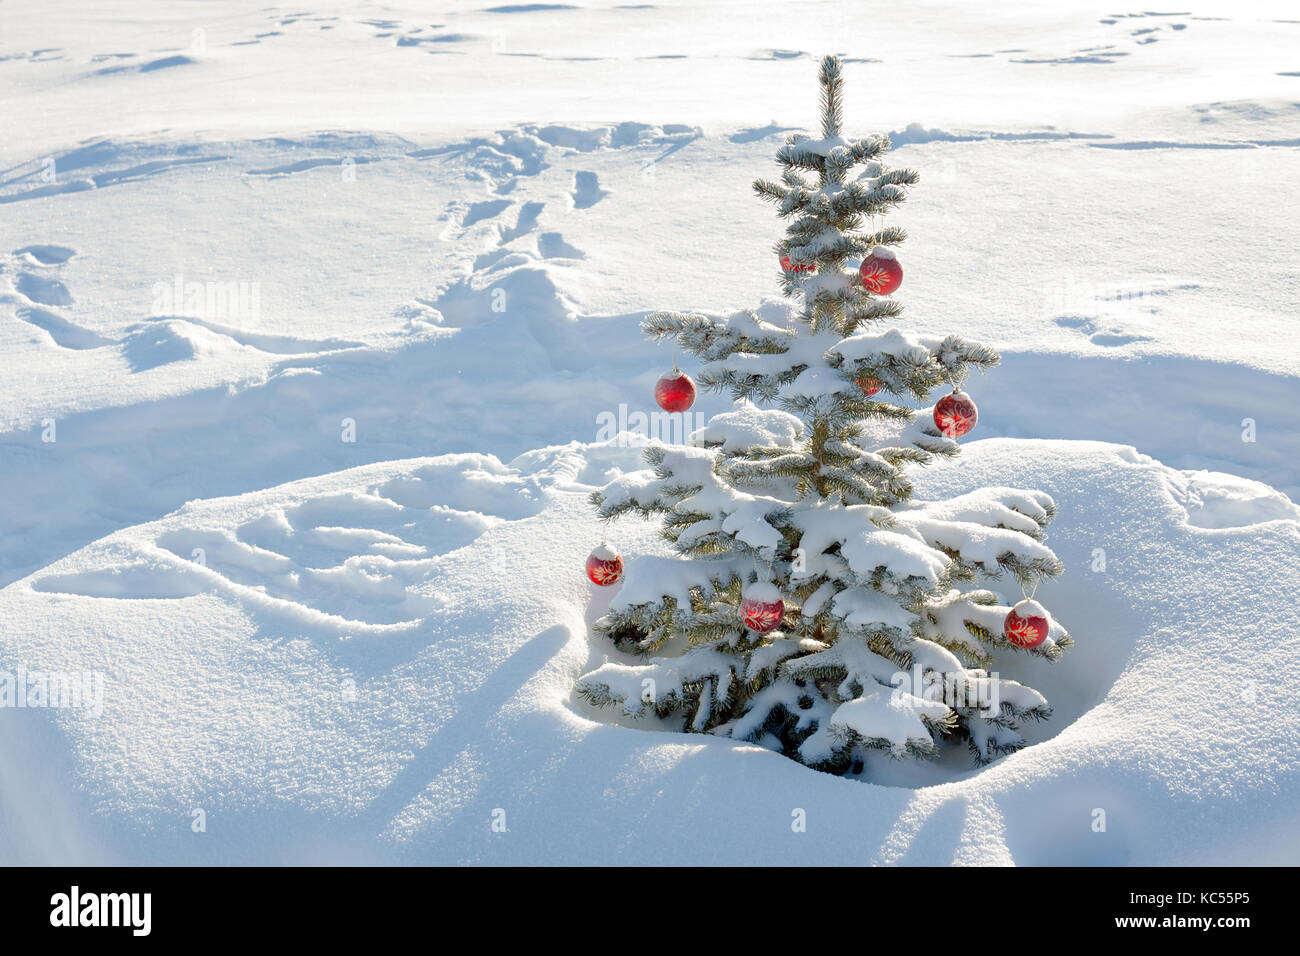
[[1, 0, 1298, 864]]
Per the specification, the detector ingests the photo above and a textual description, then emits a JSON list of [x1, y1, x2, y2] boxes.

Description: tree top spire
[[820, 54, 844, 139]]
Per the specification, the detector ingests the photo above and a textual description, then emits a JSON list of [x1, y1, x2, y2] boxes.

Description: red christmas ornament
[[856, 374, 882, 398], [934, 390, 978, 439], [858, 248, 903, 295], [1004, 599, 1050, 650], [586, 545, 624, 586], [654, 370, 696, 412], [740, 582, 785, 633], [780, 253, 816, 275]]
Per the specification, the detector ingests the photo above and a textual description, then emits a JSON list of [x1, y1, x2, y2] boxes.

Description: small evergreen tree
[[578, 55, 1071, 774]]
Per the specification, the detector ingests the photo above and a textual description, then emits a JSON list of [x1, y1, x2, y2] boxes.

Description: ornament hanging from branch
[[740, 581, 785, 633], [1004, 599, 1050, 649], [856, 374, 882, 398], [654, 369, 696, 412], [780, 253, 816, 276], [586, 545, 624, 586], [934, 389, 979, 439], [859, 247, 903, 295]]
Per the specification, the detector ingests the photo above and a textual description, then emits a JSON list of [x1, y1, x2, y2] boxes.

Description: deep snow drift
[[0, 439, 1296, 865], [1, 0, 1298, 864]]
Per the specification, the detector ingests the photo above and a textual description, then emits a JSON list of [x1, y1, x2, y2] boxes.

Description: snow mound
[[120, 319, 253, 372], [1163, 468, 1300, 529], [0, 437, 1296, 865]]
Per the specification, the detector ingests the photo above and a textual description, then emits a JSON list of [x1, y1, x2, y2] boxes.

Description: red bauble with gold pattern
[[654, 370, 696, 412], [859, 248, 903, 295], [780, 253, 816, 276], [586, 545, 624, 587], [856, 375, 882, 398], [740, 582, 785, 633], [1004, 599, 1050, 649], [934, 390, 978, 439]]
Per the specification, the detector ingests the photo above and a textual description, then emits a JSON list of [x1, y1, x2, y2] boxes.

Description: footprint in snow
[[499, 201, 543, 243], [15, 306, 110, 350], [571, 171, 607, 209], [5, 245, 111, 349], [32, 463, 549, 634], [1054, 315, 1151, 347], [14, 244, 76, 265], [461, 198, 512, 228], [538, 232, 584, 259], [14, 271, 74, 307]]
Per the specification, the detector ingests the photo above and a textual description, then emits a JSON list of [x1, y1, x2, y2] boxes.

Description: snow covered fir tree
[[578, 55, 1072, 776]]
